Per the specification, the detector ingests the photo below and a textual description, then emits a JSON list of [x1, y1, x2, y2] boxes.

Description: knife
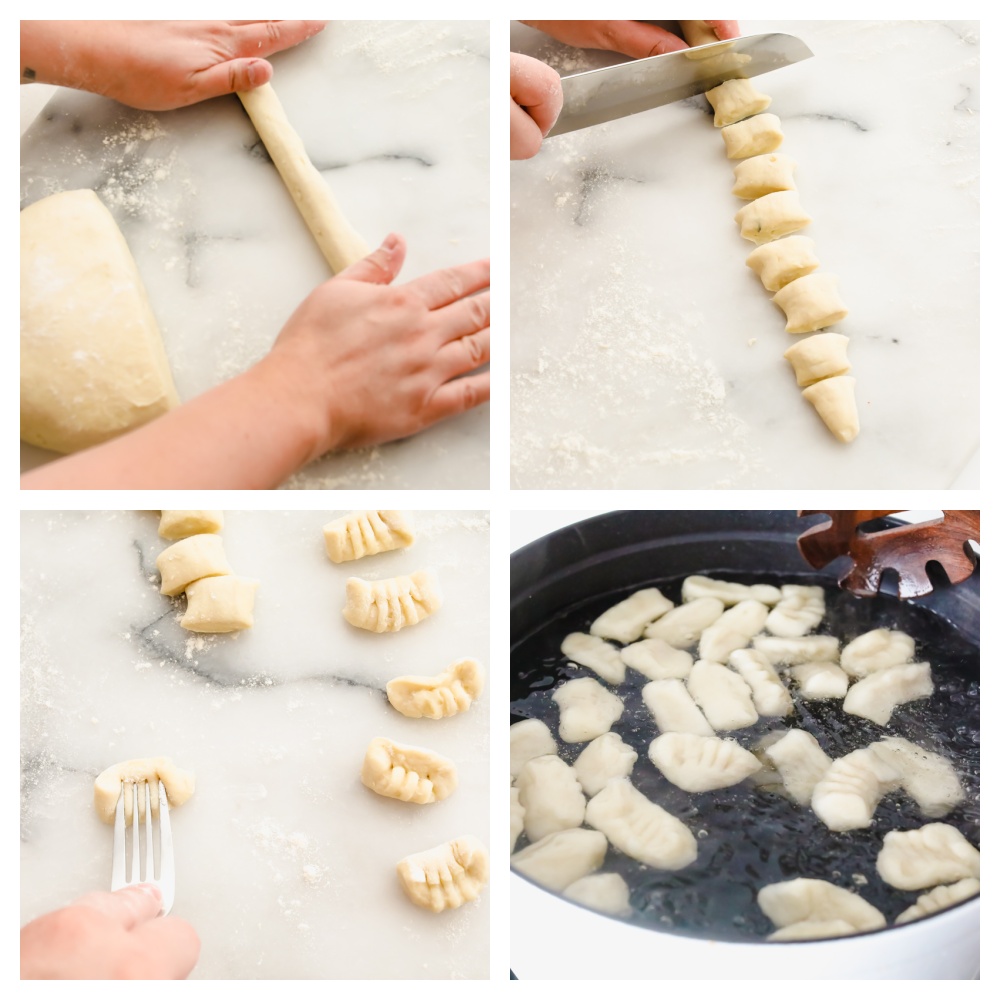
[[545, 32, 813, 138]]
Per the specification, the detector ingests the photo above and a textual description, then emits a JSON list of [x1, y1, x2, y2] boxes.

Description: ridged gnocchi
[[360, 737, 457, 804], [876, 823, 980, 891], [343, 569, 441, 633], [386, 657, 484, 719], [323, 509, 415, 563], [649, 732, 761, 793], [397, 835, 489, 912]]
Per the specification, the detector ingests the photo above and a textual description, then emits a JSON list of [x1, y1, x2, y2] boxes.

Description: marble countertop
[[20, 20, 489, 489], [510, 20, 979, 489], [21, 510, 489, 979]]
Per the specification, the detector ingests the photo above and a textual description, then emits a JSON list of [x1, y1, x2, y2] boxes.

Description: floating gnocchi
[[802, 375, 860, 443], [773, 272, 849, 333], [156, 533, 233, 597], [386, 657, 484, 719], [841, 629, 915, 678], [642, 679, 714, 736], [572, 732, 639, 797], [762, 730, 832, 805], [843, 661, 934, 725], [563, 872, 632, 918], [644, 597, 724, 647], [745, 235, 819, 291], [699, 599, 769, 663], [621, 638, 693, 680], [687, 659, 758, 731], [511, 787, 525, 852], [783, 333, 852, 387], [360, 737, 457, 805], [323, 509, 415, 563], [869, 738, 964, 818], [343, 569, 441, 633], [649, 732, 761, 793], [516, 755, 586, 842], [705, 77, 771, 127], [585, 779, 698, 870], [510, 828, 608, 892], [590, 588, 673, 644], [729, 648, 793, 716], [181, 575, 259, 632], [735, 190, 812, 245], [752, 634, 839, 664], [94, 757, 196, 823], [510, 719, 558, 779], [765, 585, 825, 638], [158, 510, 223, 539], [895, 878, 980, 924], [720, 112, 784, 158], [811, 747, 902, 831], [790, 661, 849, 699], [681, 576, 780, 606], [561, 632, 626, 685], [552, 677, 624, 743], [758, 878, 886, 941], [876, 823, 980, 891], [397, 835, 489, 913]]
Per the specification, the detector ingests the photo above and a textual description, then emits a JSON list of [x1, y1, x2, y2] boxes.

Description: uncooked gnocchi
[[181, 575, 258, 632], [156, 533, 233, 597], [783, 333, 851, 387], [705, 78, 771, 127], [343, 569, 441, 633], [386, 657, 484, 719], [360, 737, 457, 804], [323, 509, 415, 563], [397, 835, 489, 912], [721, 112, 784, 158], [773, 272, 849, 333], [94, 757, 196, 823], [732, 152, 797, 200], [745, 235, 819, 291], [802, 375, 860, 443], [158, 510, 223, 539], [735, 191, 812, 244]]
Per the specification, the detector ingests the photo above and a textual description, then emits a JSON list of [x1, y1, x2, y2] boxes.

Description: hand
[[20, 20, 327, 110], [20, 885, 200, 980], [511, 53, 563, 160], [522, 20, 740, 59]]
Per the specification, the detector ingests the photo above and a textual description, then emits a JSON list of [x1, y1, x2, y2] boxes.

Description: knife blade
[[545, 32, 813, 138]]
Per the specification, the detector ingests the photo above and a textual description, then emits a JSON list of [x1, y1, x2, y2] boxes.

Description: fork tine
[[111, 781, 126, 891], [144, 781, 154, 883], [157, 780, 175, 916], [130, 783, 140, 884]]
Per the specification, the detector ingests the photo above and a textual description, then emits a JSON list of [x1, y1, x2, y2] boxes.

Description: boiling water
[[510, 573, 979, 942]]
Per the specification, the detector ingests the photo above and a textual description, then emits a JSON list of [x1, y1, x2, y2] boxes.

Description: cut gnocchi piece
[[561, 632, 626, 685], [811, 747, 902, 831], [745, 235, 819, 291], [590, 588, 673, 644], [572, 732, 639, 797], [323, 509, 415, 563], [732, 152, 797, 200], [687, 659, 758, 731], [699, 600, 770, 663], [896, 878, 980, 924], [681, 576, 780, 606], [841, 628, 915, 679], [783, 333, 852, 387], [516, 755, 587, 842], [762, 730, 833, 805], [644, 597, 724, 647], [510, 787, 525, 852], [156, 533, 234, 596], [181, 575, 259, 632], [386, 657, 484, 719], [360, 737, 458, 804], [752, 634, 839, 665], [511, 828, 608, 892], [642, 679, 714, 736], [343, 569, 441, 633], [729, 648, 793, 716], [705, 77, 771, 127], [765, 584, 825, 638], [876, 823, 980, 891], [869, 738, 964, 818], [585, 779, 698, 870], [802, 375, 860, 443], [396, 835, 489, 913], [158, 510, 224, 539], [648, 732, 761, 793], [773, 273, 849, 333], [735, 191, 812, 244], [757, 878, 886, 939], [843, 661, 934, 725], [563, 872, 633, 918], [94, 757, 196, 823], [552, 677, 624, 743], [790, 661, 849, 699], [721, 112, 784, 158], [768, 919, 858, 941], [621, 638, 693, 680], [510, 719, 559, 779]]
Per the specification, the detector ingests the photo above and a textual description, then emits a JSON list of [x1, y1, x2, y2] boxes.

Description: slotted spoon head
[[111, 779, 175, 916], [797, 510, 980, 599]]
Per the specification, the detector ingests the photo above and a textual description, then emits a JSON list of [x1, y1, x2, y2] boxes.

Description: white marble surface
[[21, 510, 489, 979], [20, 21, 489, 489], [510, 20, 979, 489]]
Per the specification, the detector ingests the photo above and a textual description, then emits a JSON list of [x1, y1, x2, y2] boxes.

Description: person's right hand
[[522, 20, 740, 59], [511, 53, 563, 160], [20, 885, 200, 979]]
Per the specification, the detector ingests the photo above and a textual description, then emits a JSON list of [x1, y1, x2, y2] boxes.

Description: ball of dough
[[721, 113, 783, 159], [783, 334, 852, 387], [705, 78, 771, 127], [732, 153, 797, 200], [735, 191, 812, 245], [773, 273, 849, 333], [746, 236, 820, 292], [802, 376, 860, 443]]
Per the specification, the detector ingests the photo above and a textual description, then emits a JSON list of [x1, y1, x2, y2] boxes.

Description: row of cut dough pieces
[[323, 510, 489, 911], [706, 79, 858, 443], [155, 510, 259, 632]]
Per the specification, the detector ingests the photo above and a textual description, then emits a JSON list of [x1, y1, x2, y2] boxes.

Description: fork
[[111, 779, 175, 915]]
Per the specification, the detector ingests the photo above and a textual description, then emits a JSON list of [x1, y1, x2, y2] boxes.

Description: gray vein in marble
[[575, 167, 643, 226], [787, 112, 869, 132]]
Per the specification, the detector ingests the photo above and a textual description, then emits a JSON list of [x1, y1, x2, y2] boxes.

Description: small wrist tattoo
[[23, 66, 37, 80]]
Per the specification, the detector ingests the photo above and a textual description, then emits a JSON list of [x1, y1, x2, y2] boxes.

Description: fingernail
[[137, 883, 162, 901], [381, 234, 399, 251], [246, 62, 257, 86]]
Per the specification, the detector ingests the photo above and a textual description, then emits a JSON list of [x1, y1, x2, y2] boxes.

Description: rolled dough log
[[237, 83, 369, 274], [20, 189, 179, 453]]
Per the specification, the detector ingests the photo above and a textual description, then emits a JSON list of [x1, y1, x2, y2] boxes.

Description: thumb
[[70, 885, 163, 929], [193, 57, 274, 102], [335, 233, 407, 285]]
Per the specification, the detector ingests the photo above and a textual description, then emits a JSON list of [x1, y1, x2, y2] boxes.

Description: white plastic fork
[[111, 779, 175, 915]]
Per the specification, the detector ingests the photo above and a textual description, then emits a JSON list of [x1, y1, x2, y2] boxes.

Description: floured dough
[[687, 659, 758, 730], [94, 756, 196, 823], [762, 730, 833, 805], [843, 661, 933, 725], [323, 510, 415, 563], [732, 153, 797, 200], [766, 585, 825, 638], [386, 657, 484, 719], [510, 719, 558, 779], [158, 511, 224, 539], [561, 632, 626, 684], [645, 597, 724, 647], [343, 570, 441, 632], [511, 828, 607, 892], [237, 83, 369, 274], [552, 677, 624, 743], [181, 575, 259, 632], [721, 113, 784, 159], [896, 879, 980, 924], [516, 755, 586, 842], [746, 235, 820, 292], [729, 649, 793, 716], [705, 78, 771, 127], [841, 629, 915, 678], [802, 375, 860, 443], [156, 534, 233, 597], [642, 679, 714, 736], [360, 737, 457, 804], [590, 588, 673, 644], [396, 835, 489, 912], [564, 872, 632, 917], [783, 333, 852, 386], [21, 189, 179, 453], [735, 191, 813, 245], [790, 661, 849, 699], [758, 878, 885, 939], [572, 732, 638, 797], [620, 638, 693, 680], [876, 823, 980, 890], [773, 273, 849, 333], [649, 732, 761, 792]]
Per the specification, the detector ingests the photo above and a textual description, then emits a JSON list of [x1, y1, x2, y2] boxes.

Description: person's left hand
[[511, 53, 563, 160]]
